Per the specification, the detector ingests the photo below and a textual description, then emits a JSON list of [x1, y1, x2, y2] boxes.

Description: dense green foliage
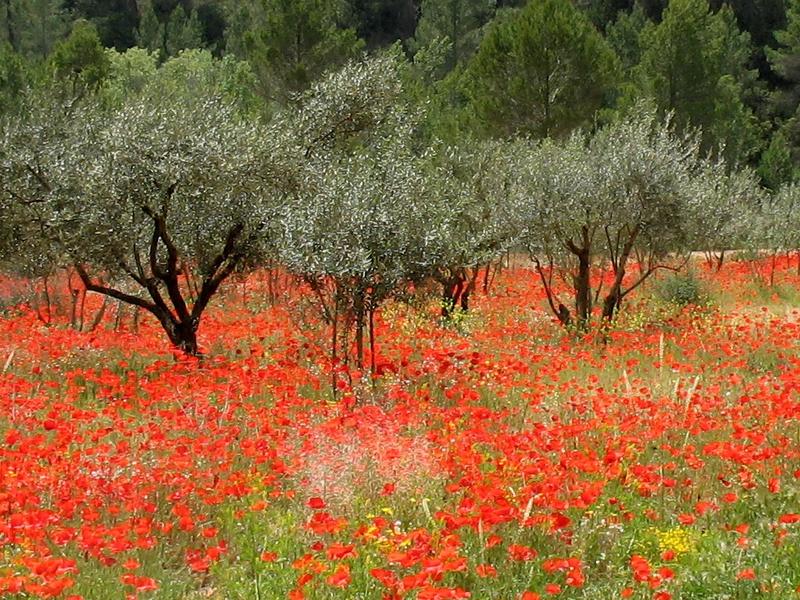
[[464, 0, 620, 138], [0, 0, 794, 157]]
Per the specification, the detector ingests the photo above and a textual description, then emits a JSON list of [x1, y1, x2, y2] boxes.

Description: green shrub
[[654, 271, 710, 307]]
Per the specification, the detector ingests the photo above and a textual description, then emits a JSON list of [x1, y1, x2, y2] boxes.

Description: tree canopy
[[0, 89, 274, 354], [633, 0, 760, 163], [464, 0, 620, 138]]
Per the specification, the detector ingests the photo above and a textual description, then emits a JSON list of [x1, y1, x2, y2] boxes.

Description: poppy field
[[1, 259, 800, 600]]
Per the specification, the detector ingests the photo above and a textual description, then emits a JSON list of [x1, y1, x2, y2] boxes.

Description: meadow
[[0, 258, 799, 599]]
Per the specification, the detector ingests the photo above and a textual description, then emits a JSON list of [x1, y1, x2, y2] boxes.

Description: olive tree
[[0, 93, 275, 355], [275, 55, 456, 377], [428, 139, 523, 317], [589, 108, 700, 321], [762, 185, 800, 252], [278, 142, 441, 375], [753, 183, 800, 282], [685, 160, 763, 272], [513, 106, 726, 328], [0, 93, 79, 320]]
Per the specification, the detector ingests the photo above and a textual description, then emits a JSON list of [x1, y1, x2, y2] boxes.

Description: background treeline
[[3, 0, 800, 180]]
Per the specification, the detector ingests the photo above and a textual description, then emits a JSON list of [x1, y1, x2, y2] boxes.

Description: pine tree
[[165, 5, 203, 57], [135, 0, 164, 56], [768, 0, 800, 117], [50, 19, 111, 96], [606, 3, 648, 72], [635, 0, 760, 162], [412, 0, 495, 72], [1, 0, 70, 58], [464, 0, 620, 138], [225, 0, 363, 104], [0, 0, 20, 51], [758, 129, 796, 188], [136, 1, 204, 60], [0, 42, 26, 113]]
